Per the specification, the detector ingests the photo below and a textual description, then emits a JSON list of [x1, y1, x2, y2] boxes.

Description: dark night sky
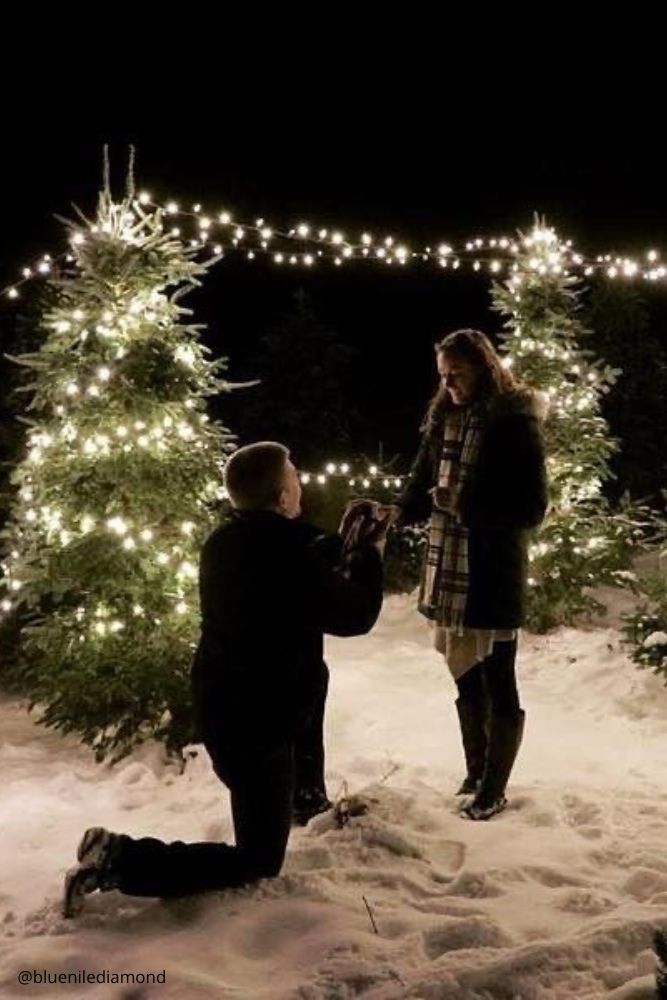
[[2, 93, 666, 463]]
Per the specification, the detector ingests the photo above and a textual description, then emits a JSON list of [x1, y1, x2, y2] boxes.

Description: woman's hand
[[429, 486, 457, 513]]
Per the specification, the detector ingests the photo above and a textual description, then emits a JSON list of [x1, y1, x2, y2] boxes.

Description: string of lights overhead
[[2, 193, 665, 302]]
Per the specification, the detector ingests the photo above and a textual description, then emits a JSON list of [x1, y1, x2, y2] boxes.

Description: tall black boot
[[454, 695, 489, 795], [463, 710, 525, 820]]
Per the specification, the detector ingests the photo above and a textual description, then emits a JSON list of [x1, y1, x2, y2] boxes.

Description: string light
[[5, 197, 667, 302], [298, 463, 405, 489]]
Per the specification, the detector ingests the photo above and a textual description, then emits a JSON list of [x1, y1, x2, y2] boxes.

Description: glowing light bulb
[[326, 463, 336, 474], [174, 344, 196, 368], [107, 517, 128, 535]]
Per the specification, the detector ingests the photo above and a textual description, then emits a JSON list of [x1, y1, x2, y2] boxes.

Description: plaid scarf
[[418, 402, 485, 630]]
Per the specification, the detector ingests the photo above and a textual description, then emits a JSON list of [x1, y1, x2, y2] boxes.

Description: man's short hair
[[224, 441, 290, 511]]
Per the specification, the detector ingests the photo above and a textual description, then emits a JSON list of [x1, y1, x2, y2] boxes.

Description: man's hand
[[384, 504, 402, 528], [339, 500, 393, 556], [338, 499, 372, 541], [363, 505, 394, 555]]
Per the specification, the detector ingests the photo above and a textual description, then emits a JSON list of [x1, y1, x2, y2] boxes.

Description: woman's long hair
[[421, 329, 526, 433]]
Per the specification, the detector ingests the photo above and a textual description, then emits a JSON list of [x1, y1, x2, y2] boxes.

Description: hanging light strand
[[3, 196, 667, 301]]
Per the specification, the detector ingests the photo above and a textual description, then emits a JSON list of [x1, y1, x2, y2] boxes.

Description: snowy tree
[[492, 221, 645, 631], [0, 184, 234, 761], [622, 543, 667, 687], [585, 279, 667, 504]]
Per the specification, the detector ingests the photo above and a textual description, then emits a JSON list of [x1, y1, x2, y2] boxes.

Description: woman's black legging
[[455, 638, 521, 717]]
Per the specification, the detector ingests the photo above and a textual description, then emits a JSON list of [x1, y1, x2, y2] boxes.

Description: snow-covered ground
[[1, 592, 667, 998]]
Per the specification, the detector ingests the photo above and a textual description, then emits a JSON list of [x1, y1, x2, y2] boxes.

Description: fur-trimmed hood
[[487, 387, 550, 422], [429, 388, 549, 437]]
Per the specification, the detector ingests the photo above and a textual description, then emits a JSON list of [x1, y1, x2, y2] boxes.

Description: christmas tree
[[233, 289, 361, 468], [492, 221, 644, 631], [584, 278, 667, 503], [622, 544, 667, 685], [0, 179, 233, 761]]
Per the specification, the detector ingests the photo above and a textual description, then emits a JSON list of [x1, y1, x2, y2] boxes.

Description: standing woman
[[396, 330, 548, 820]]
